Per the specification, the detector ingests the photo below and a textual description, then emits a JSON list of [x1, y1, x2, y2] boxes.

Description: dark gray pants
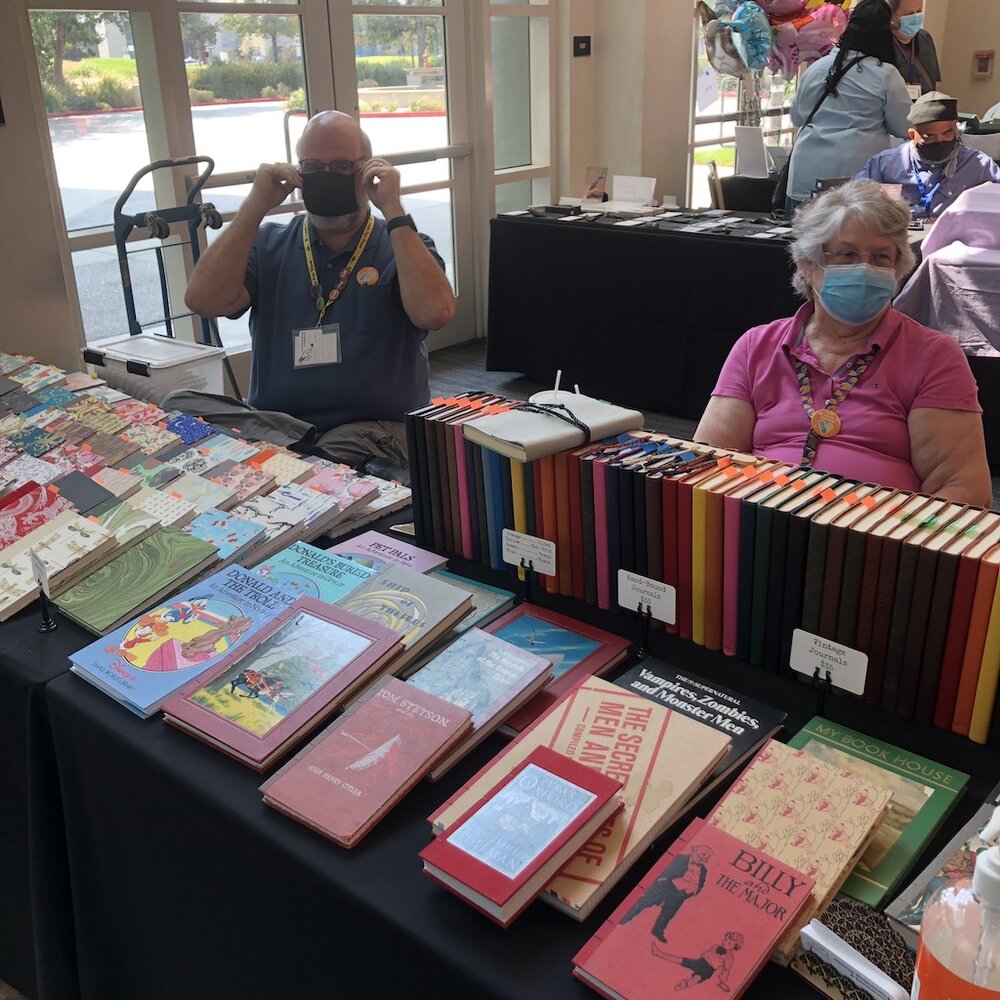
[[162, 389, 408, 474]]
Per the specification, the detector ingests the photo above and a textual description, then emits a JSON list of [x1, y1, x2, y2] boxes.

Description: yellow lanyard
[[302, 213, 375, 324]]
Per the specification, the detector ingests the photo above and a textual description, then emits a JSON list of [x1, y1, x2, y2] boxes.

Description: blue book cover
[[184, 509, 268, 564], [252, 540, 375, 603], [68, 565, 299, 717], [429, 570, 514, 632]]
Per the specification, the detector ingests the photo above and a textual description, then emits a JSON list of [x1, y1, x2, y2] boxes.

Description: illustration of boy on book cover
[[189, 612, 372, 736]]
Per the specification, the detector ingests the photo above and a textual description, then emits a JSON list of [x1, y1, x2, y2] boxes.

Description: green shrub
[[75, 72, 135, 109], [354, 57, 407, 88], [285, 87, 306, 111], [260, 83, 290, 99], [357, 78, 380, 89], [360, 100, 382, 113], [41, 80, 69, 113], [188, 88, 215, 104], [408, 96, 445, 112], [187, 60, 304, 101]]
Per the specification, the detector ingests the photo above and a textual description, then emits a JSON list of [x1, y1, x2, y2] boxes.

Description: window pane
[[404, 190, 455, 290], [494, 180, 530, 215], [491, 17, 531, 169], [353, 15, 448, 155], [354, 0, 443, 9], [30, 11, 153, 232], [184, 13, 306, 174], [72, 238, 191, 344]]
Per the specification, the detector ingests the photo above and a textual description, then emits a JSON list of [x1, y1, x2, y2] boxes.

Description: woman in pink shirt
[[696, 181, 991, 506]]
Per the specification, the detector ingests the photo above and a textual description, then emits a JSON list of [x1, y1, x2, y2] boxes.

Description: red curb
[[48, 100, 447, 120]]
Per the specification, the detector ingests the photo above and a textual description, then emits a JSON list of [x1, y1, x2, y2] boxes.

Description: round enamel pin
[[356, 266, 380, 286]]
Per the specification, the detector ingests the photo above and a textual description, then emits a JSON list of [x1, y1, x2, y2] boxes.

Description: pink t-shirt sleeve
[[910, 330, 983, 414], [712, 329, 755, 402]]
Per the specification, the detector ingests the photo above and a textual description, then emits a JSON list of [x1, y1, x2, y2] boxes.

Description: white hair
[[788, 179, 916, 299]]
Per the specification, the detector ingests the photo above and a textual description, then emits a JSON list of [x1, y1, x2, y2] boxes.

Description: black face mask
[[300, 171, 358, 218], [915, 138, 959, 163]]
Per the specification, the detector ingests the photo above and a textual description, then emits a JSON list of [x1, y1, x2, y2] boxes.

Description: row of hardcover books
[[405, 392, 1000, 744], [0, 350, 409, 630]]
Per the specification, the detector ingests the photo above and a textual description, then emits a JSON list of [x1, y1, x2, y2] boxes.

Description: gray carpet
[[429, 338, 1000, 510]]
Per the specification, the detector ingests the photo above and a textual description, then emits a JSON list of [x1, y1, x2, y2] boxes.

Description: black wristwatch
[[385, 213, 417, 234]]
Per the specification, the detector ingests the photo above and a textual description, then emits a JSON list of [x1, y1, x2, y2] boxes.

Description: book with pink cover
[[260, 676, 472, 848], [573, 818, 815, 999], [162, 597, 405, 771], [328, 529, 446, 574]]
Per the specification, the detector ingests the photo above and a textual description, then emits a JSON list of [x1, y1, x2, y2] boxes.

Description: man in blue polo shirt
[[176, 110, 455, 480], [855, 91, 1000, 219]]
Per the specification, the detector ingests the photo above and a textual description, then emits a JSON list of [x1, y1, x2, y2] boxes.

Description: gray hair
[[788, 179, 916, 299]]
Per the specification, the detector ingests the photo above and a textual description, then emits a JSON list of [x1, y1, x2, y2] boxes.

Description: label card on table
[[790, 629, 868, 696], [29, 546, 50, 598], [617, 569, 676, 624], [501, 528, 556, 577]]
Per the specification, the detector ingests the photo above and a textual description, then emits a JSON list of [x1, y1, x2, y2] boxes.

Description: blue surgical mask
[[817, 264, 897, 326], [897, 12, 924, 37]]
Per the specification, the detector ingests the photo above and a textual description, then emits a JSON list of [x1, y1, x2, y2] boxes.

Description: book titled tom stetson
[[614, 659, 786, 785]]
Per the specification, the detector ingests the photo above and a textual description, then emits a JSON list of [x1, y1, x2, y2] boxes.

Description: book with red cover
[[162, 597, 404, 771], [260, 676, 472, 848], [419, 745, 623, 927], [538, 454, 558, 594], [573, 818, 815, 1000], [485, 603, 631, 734], [553, 449, 573, 596], [0, 480, 74, 549]]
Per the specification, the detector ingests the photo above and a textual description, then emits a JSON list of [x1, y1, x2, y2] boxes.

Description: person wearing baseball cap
[[856, 90, 1000, 218]]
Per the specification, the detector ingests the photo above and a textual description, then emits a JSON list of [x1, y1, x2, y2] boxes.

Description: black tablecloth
[[0, 611, 84, 1000], [486, 214, 800, 420], [9, 564, 995, 1000]]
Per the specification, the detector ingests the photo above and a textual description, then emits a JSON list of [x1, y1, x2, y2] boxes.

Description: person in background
[[889, 0, 941, 97], [786, 0, 912, 213], [857, 91, 1000, 219], [177, 110, 456, 483], [695, 181, 991, 506]]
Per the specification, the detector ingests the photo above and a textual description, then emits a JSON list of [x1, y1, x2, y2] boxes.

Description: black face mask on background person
[[915, 138, 960, 163], [300, 170, 358, 218]]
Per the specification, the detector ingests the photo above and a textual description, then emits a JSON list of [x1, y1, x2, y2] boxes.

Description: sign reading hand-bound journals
[[616, 569, 676, 625], [501, 528, 556, 577], [790, 629, 868, 696]]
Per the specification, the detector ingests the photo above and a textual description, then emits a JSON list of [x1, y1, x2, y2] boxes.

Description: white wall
[[936, 0, 1000, 117], [0, 9, 85, 370]]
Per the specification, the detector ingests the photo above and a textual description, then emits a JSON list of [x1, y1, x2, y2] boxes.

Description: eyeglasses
[[823, 248, 897, 269], [298, 158, 364, 176]]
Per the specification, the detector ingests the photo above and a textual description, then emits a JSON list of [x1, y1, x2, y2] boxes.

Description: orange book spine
[[951, 560, 1000, 735]]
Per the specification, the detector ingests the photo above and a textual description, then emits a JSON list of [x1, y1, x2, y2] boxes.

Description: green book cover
[[788, 716, 969, 907], [56, 527, 218, 635]]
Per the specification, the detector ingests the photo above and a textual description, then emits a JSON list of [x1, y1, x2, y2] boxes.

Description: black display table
[[486, 213, 1000, 465], [486, 213, 801, 420], [5, 556, 1000, 999]]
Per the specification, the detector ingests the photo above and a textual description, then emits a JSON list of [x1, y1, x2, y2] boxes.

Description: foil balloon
[[697, 0, 749, 78], [719, 1, 774, 73], [766, 3, 848, 75], [756, 0, 809, 16]]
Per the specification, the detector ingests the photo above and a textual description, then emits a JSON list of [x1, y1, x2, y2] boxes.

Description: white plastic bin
[[82, 335, 226, 404]]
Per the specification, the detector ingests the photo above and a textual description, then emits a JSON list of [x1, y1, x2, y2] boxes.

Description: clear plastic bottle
[[912, 844, 1000, 998]]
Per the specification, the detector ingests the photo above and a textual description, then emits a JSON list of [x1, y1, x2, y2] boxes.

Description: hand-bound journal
[[419, 745, 624, 926], [261, 676, 472, 848], [573, 818, 815, 1000], [162, 597, 404, 771], [787, 716, 969, 907]]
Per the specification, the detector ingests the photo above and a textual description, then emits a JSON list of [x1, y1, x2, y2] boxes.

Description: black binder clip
[[518, 558, 535, 606], [37, 589, 58, 634], [812, 666, 833, 716], [635, 601, 653, 657]]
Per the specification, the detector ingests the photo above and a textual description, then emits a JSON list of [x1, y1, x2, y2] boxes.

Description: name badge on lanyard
[[293, 324, 341, 368], [906, 84, 922, 101]]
